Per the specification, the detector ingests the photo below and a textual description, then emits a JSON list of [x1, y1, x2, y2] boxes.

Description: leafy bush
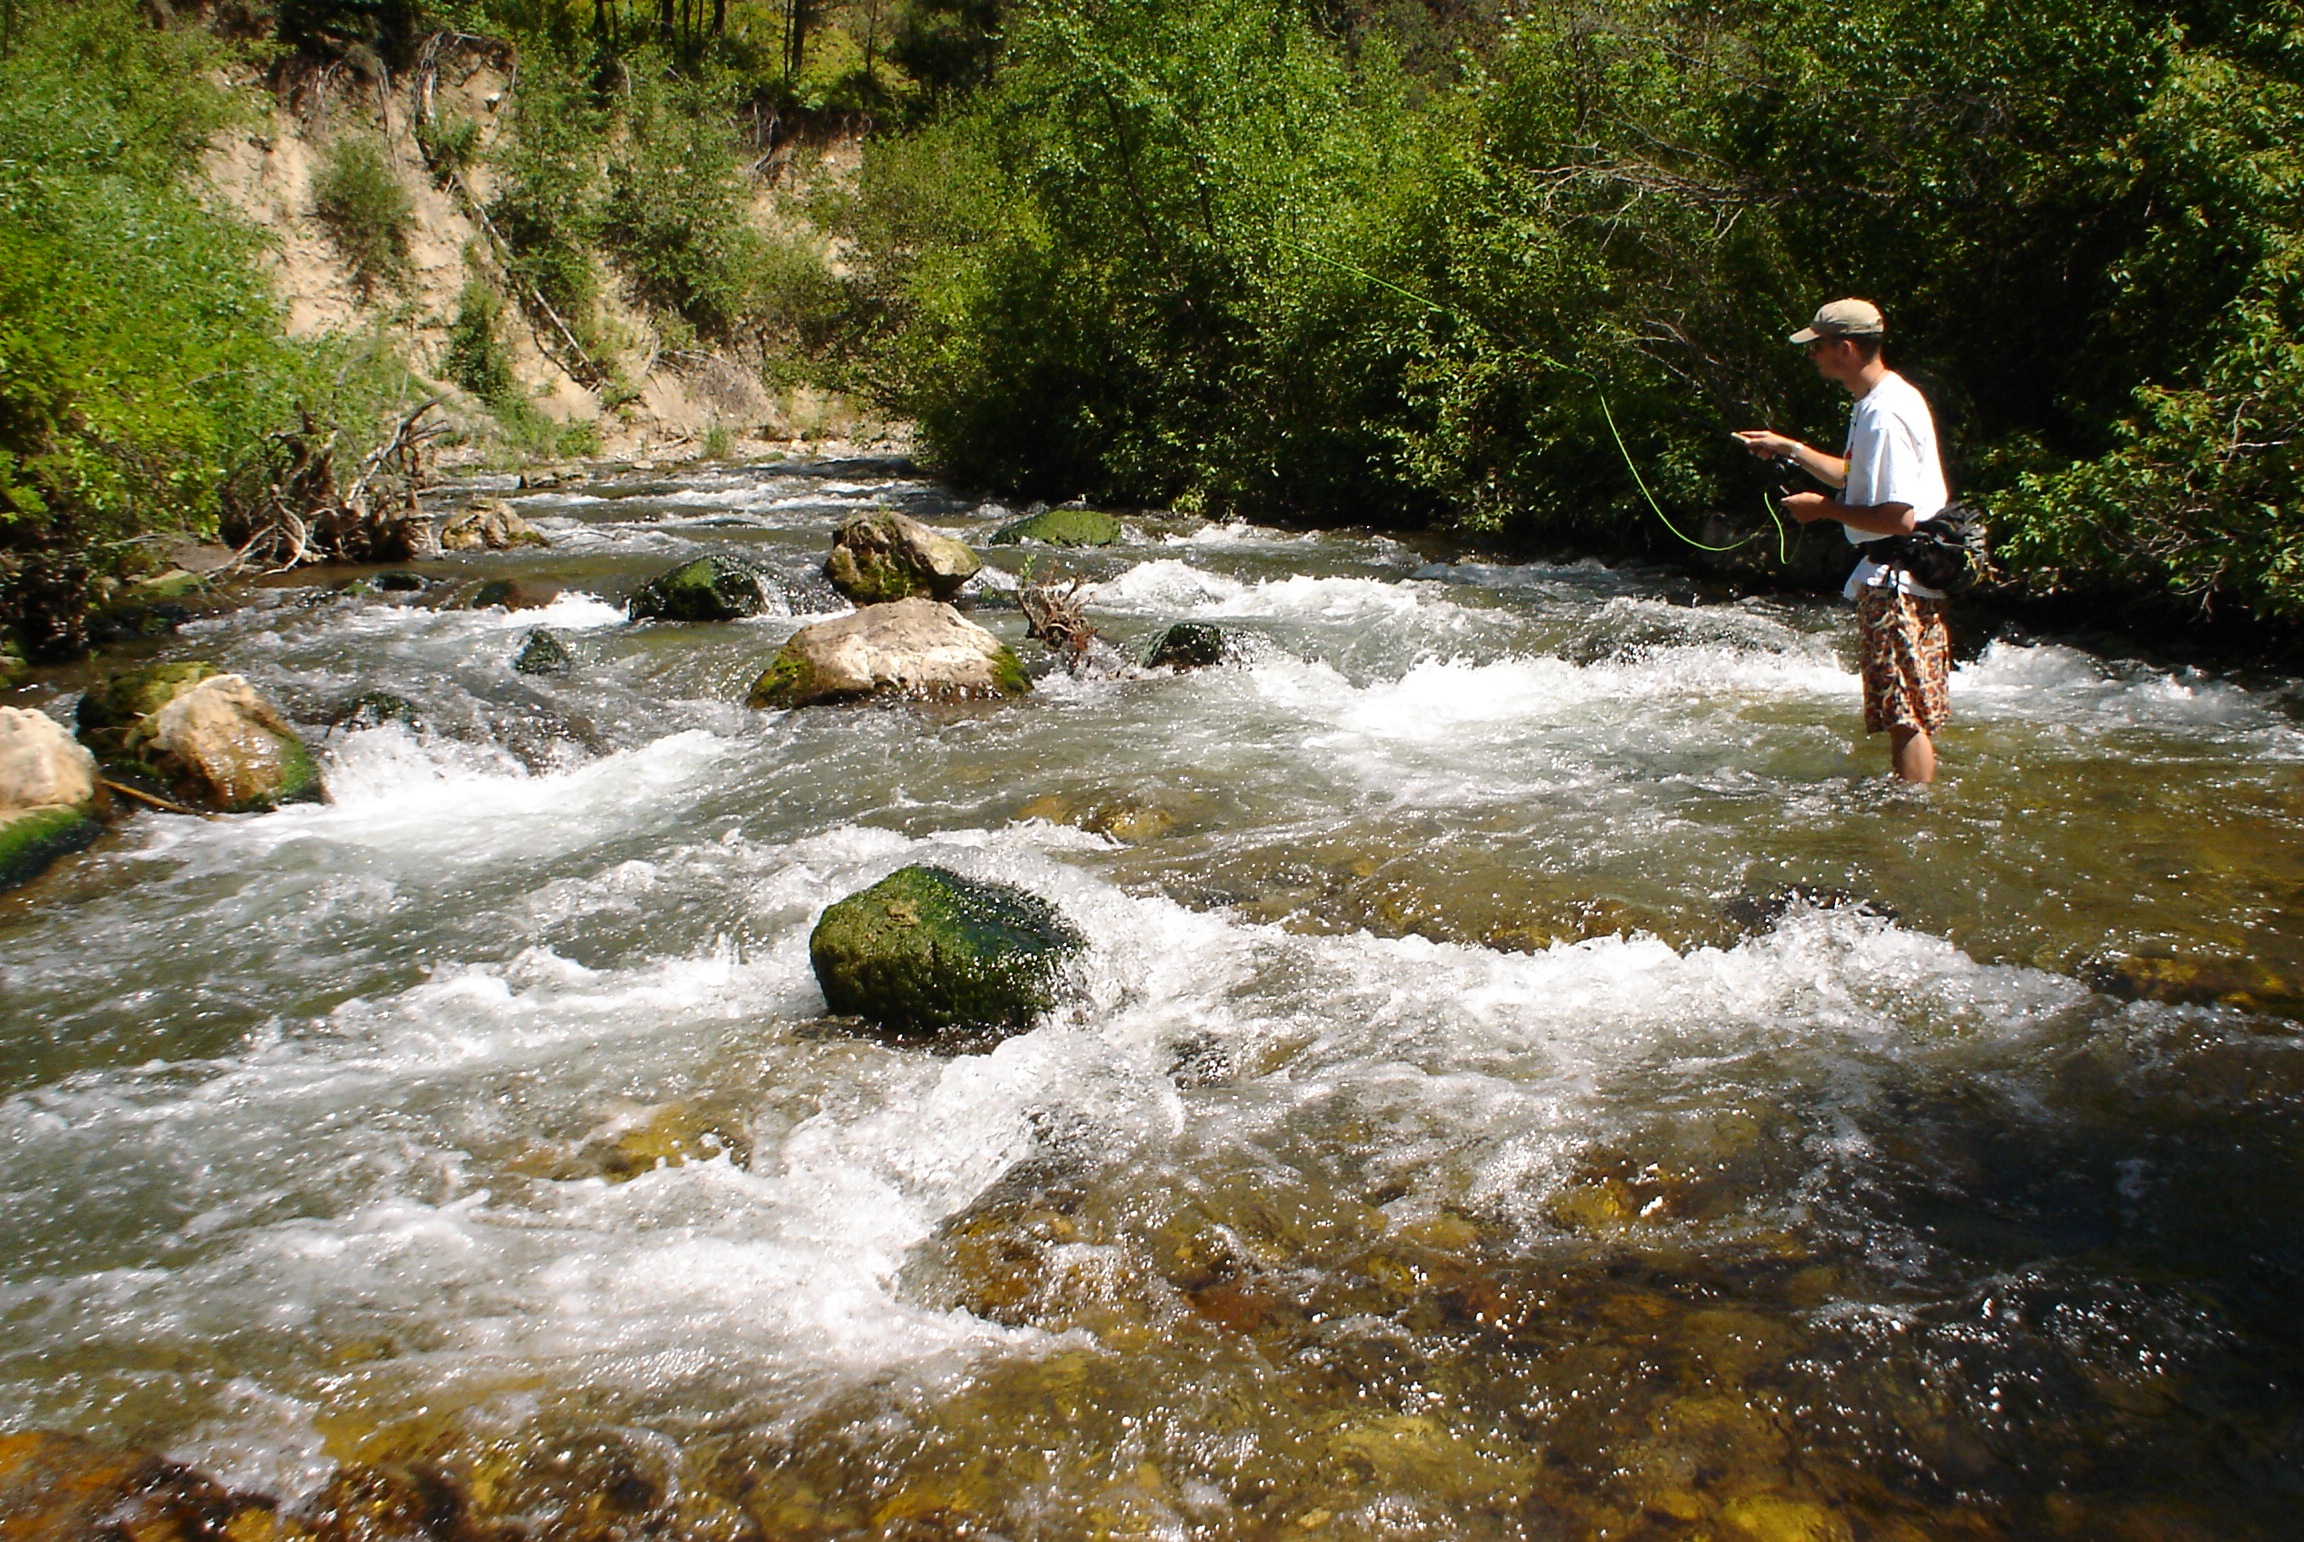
[[486, 52, 607, 350], [600, 62, 766, 341], [0, 0, 356, 555], [443, 276, 518, 404], [417, 112, 481, 185], [312, 133, 415, 293]]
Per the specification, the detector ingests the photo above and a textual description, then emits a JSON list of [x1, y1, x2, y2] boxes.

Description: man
[[1735, 299, 1951, 784]]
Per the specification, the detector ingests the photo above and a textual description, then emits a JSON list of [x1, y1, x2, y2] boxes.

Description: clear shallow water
[[4, 457, 2304, 1537]]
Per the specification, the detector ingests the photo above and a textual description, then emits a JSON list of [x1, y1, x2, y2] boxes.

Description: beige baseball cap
[[1789, 298, 1885, 343]]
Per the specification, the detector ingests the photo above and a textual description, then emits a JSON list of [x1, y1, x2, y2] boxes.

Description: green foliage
[[312, 133, 416, 292], [0, 0, 386, 564], [600, 61, 766, 340], [839, 0, 2304, 622], [444, 276, 519, 403], [417, 112, 482, 183], [486, 49, 608, 348]]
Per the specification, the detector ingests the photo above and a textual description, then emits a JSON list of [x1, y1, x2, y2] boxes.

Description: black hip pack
[[1872, 503, 1988, 594]]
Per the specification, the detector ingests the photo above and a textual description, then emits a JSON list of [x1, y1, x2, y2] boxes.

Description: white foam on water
[[1956, 640, 2304, 745]]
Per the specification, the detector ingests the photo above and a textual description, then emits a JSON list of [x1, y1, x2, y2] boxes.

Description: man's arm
[[1733, 430, 1849, 488], [1781, 493, 1917, 535]]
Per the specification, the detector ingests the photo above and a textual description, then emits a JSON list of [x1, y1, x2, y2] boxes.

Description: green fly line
[[1272, 233, 1787, 562]]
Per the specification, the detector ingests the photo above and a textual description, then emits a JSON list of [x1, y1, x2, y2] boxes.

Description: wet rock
[[748, 599, 1028, 709], [576, 1100, 752, 1181], [79, 665, 322, 812], [629, 555, 775, 622], [988, 507, 1123, 548], [438, 498, 548, 552], [1721, 886, 1899, 933], [452, 577, 560, 611], [0, 706, 104, 890], [0, 1430, 248, 1541], [824, 509, 982, 604], [328, 691, 424, 732], [810, 864, 1084, 1033], [2083, 952, 2304, 1017], [1016, 789, 1187, 843], [0, 645, 27, 690], [0, 804, 103, 891], [1144, 622, 1228, 670], [512, 628, 576, 676], [373, 570, 430, 592]]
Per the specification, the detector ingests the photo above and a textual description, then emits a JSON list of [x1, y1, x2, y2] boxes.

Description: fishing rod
[[1270, 232, 1791, 564]]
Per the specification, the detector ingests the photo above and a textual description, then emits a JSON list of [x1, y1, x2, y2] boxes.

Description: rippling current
[[5, 457, 2304, 1538]]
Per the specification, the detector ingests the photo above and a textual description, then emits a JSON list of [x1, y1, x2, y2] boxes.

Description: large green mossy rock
[[810, 865, 1085, 1034], [988, 508, 1123, 548], [628, 556, 773, 622], [0, 805, 102, 891], [826, 509, 982, 603], [77, 664, 322, 812]]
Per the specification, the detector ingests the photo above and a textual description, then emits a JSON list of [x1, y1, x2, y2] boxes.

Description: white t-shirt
[[1838, 371, 1949, 599]]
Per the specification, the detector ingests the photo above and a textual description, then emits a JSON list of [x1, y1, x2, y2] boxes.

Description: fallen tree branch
[[102, 779, 210, 817]]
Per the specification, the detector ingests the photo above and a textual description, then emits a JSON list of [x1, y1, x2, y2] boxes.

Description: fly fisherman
[[1735, 299, 1951, 784]]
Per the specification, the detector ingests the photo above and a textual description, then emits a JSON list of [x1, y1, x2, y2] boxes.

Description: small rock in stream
[[513, 627, 577, 676], [825, 508, 982, 603], [811, 864, 1085, 1035], [1145, 622, 1229, 670], [438, 498, 548, 551]]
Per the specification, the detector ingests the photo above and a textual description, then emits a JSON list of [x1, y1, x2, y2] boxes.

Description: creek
[[4, 456, 2303, 1538]]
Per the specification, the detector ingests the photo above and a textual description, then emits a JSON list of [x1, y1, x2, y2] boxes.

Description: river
[[4, 455, 2302, 1538]]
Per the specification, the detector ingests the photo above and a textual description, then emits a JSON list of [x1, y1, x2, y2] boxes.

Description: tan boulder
[[439, 498, 548, 551], [748, 598, 1028, 708], [0, 706, 97, 811], [825, 509, 982, 603], [133, 675, 323, 812]]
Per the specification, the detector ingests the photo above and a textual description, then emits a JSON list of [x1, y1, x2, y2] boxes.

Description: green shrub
[[486, 53, 607, 351], [311, 133, 415, 294], [417, 113, 481, 185], [599, 62, 765, 342], [443, 276, 518, 404], [0, 0, 395, 560]]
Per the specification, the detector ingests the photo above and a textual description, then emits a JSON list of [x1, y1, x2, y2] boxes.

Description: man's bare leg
[[1889, 726, 1935, 784]]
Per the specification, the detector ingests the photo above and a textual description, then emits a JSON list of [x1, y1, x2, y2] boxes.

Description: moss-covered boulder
[[78, 665, 322, 812], [628, 555, 775, 622], [749, 598, 1029, 708], [826, 509, 982, 603], [0, 806, 101, 891], [989, 508, 1124, 548], [1146, 622, 1229, 670], [810, 865, 1086, 1033]]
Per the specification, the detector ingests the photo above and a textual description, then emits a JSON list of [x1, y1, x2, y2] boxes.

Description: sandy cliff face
[[198, 57, 888, 461]]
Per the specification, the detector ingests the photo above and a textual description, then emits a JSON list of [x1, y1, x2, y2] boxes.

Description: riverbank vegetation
[[3, 0, 2302, 654]]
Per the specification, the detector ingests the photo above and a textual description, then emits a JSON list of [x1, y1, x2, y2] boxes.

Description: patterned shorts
[[1856, 586, 1951, 735]]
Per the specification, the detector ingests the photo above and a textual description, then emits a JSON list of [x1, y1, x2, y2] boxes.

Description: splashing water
[[3, 458, 2303, 1536]]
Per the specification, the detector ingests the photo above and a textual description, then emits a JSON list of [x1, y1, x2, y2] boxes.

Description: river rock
[[0, 1430, 245, 1541], [78, 664, 323, 812], [748, 598, 1028, 708], [438, 498, 548, 551], [989, 508, 1123, 547], [1145, 622, 1228, 670], [0, 705, 104, 889], [810, 864, 1085, 1033], [513, 627, 576, 675], [629, 555, 775, 622], [825, 509, 982, 603]]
